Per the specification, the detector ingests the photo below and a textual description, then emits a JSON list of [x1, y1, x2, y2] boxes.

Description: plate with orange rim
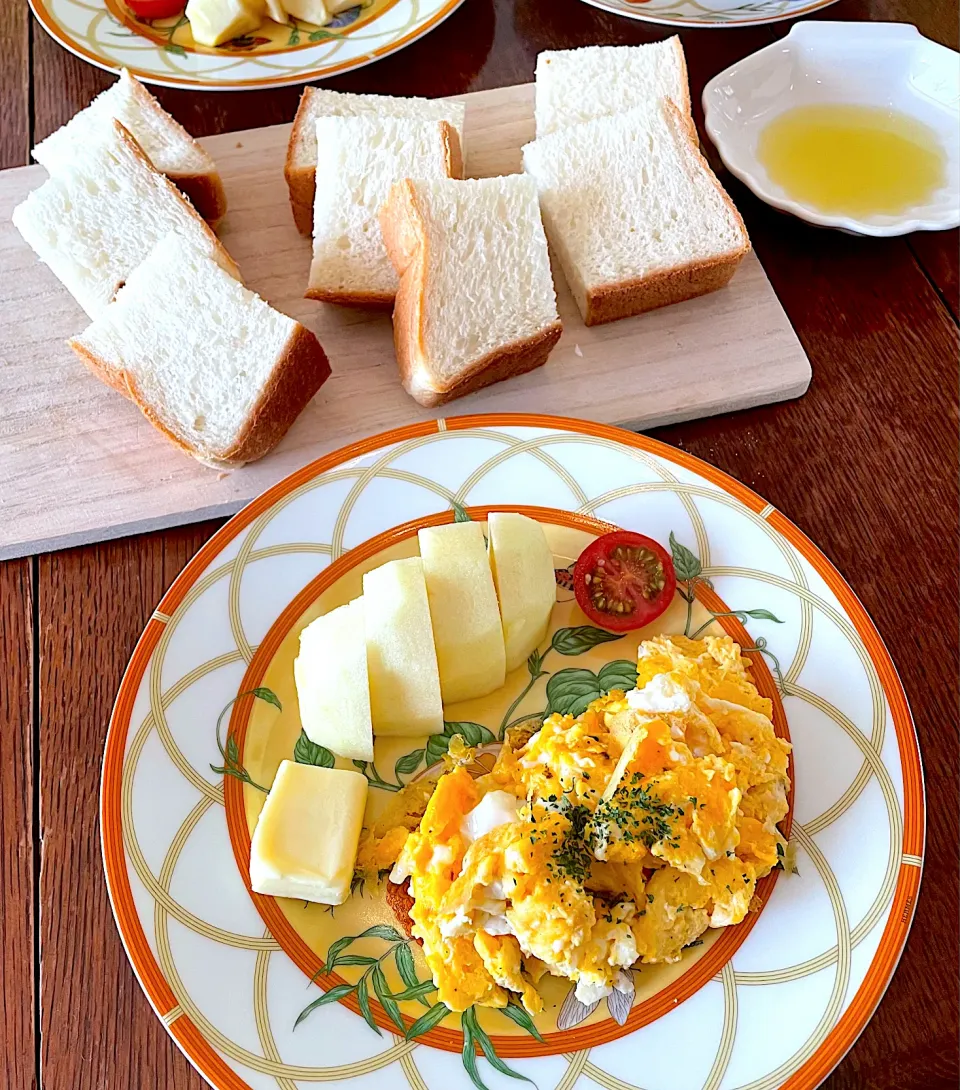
[[28, 0, 465, 90], [574, 0, 840, 28], [101, 412, 923, 1090]]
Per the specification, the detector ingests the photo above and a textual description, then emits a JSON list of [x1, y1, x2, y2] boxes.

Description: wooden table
[[1, 1, 958, 1086]]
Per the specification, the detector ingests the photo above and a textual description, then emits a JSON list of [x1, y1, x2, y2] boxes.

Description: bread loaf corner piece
[[522, 100, 750, 327], [68, 233, 330, 468], [285, 87, 466, 236], [305, 115, 463, 309], [13, 119, 238, 320], [32, 69, 227, 222], [534, 37, 690, 137], [381, 175, 562, 407]]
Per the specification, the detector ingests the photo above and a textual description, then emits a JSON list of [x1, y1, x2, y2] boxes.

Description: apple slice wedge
[[363, 557, 443, 736], [418, 521, 506, 703], [294, 598, 374, 762], [488, 511, 557, 672]]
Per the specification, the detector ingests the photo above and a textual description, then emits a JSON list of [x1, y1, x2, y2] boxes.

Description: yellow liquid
[[757, 104, 947, 217]]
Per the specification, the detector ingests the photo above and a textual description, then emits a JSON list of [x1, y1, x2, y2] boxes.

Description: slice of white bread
[[68, 233, 331, 468], [522, 100, 750, 327], [534, 38, 691, 138], [285, 87, 466, 235], [307, 115, 462, 308], [12, 120, 238, 322], [32, 69, 227, 222], [380, 175, 562, 407]]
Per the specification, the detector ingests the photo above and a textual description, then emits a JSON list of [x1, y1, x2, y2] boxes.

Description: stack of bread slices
[[13, 70, 330, 468], [11, 41, 751, 467], [288, 86, 563, 407], [286, 37, 749, 407], [523, 38, 750, 326]]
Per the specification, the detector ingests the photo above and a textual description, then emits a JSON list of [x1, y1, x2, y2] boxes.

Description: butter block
[[295, 598, 374, 762], [488, 512, 556, 672], [418, 521, 506, 703], [363, 557, 444, 736], [250, 761, 367, 904]]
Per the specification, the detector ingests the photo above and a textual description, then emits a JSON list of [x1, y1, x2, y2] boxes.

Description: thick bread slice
[[534, 38, 691, 137], [380, 175, 562, 407], [33, 69, 226, 222], [68, 233, 330, 468], [522, 100, 750, 327], [285, 87, 466, 234], [306, 115, 462, 308], [12, 120, 238, 321]]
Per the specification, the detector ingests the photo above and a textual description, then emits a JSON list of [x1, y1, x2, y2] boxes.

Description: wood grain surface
[[2, 0, 958, 1087], [0, 560, 35, 1090], [0, 87, 810, 560]]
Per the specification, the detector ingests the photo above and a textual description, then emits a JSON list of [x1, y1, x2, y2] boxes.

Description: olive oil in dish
[[757, 104, 947, 217]]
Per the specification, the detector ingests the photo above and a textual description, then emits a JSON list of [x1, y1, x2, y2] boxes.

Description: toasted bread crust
[[290, 194, 313, 237], [305, 122, 462, 308], [584, 256, 744, 326], [668, 36, 693, 117], [304, 287, 396, 309], [407, 323, 562, 407], [69, 322, 331, 468], [218, 323, 331, 465], [112, 120, 241, 283], [285, 88, 318, 234], [120, 72, 227, 222], [382, 178, 562, 407], [385, 878, 417, 940], [68, 338, 133, 398], [288, 100, 463, 238], [579, 100, 749, 327], [171, 171, 228, 223]]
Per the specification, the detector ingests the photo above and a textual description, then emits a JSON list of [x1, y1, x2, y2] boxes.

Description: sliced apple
[[363, 557, 443, 737], [418, 522, 506, 704], [294, 597, 373, 762], [185, 0, 265, 46], [264, 0, 288, 23], [488, 512, 557, 672], [282, 0, 330, 23]]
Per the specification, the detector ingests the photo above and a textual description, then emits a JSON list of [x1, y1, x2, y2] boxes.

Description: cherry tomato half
[[127, 0, 185, 18], [573, 530, 676, 632]]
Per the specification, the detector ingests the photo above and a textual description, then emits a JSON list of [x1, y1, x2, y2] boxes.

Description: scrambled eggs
[[364, 635, 791, 1013]]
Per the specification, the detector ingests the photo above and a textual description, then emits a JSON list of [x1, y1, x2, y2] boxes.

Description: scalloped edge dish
[[703, 21, 960, 236]]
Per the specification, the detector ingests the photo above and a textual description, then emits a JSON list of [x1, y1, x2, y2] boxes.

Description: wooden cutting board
[[0, 82, 810, 561]]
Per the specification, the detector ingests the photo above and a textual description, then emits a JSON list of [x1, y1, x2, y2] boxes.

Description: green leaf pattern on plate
[[293, 730, 336, 767], [218, 527, 789, 1079]]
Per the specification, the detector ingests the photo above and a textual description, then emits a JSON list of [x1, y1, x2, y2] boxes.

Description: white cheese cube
[[250, 761, 367, 905], [294, 598, 374, 762]]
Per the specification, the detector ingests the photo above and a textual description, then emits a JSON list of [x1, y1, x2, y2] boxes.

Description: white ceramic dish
[[100, 414, 924, 1090], [703, 21, 960, 236]]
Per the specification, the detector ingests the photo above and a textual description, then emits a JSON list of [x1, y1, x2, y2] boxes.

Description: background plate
[[574, 0, 839, 27], [101, 414, 923, 1090], [28, 0, 465, 88]]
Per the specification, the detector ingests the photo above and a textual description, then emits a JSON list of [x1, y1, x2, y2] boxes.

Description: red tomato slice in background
[[127, 0, 185, 18], [573, 531, 676, 632]]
